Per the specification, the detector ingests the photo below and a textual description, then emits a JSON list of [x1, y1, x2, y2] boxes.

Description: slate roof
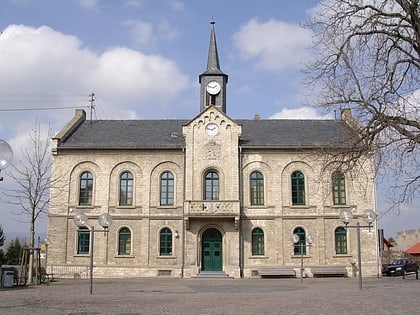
[[58, 118, 358, 150]]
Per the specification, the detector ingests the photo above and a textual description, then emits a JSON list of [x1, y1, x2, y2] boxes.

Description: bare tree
[[0, 225, 4, 247], [2, 122, 56, 284], [305, 0, 420, 211]]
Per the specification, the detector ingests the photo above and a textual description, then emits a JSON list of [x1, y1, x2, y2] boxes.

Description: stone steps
[[192, 271, 232, 279]]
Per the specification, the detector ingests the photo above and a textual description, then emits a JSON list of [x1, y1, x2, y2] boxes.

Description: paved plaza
[[0, 275, 418, 314]]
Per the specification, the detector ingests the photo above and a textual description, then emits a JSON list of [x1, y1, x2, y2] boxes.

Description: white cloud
[[233, 18, 312, 71], [269, 107, 332, 120], [0, 24, 189, 130], [124, 19, 181, 46], [124, 0, 143, 8], [168, 0, 184, 12], [124, 20, 154, 46], [75, 0, 100, 10]]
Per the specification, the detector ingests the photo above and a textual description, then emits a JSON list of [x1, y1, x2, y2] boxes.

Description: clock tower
[[199, 21, 228, 113]]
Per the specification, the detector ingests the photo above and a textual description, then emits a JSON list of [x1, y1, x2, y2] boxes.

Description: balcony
[[183, 200, 240, 229]]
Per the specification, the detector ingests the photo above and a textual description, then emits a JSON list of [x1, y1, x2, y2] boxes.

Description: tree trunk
[[27, 217, 35, 284]]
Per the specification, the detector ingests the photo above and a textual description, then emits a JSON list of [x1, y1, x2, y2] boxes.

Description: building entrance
[[202, 228, 222, 271]]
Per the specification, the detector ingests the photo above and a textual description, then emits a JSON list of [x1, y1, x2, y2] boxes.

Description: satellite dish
[[0, 139, 13, 170]]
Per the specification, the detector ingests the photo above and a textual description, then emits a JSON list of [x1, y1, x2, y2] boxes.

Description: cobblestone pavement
[[0, 275, 418, 314]]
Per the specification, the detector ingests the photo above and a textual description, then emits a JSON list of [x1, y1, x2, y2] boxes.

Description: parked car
[[384, 258, 419, 276]]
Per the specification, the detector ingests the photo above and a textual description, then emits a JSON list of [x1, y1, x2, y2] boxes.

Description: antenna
[[89, 93, 95, 124]]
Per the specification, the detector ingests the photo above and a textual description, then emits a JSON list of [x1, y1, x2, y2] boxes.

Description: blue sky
[[0, 0, 418, 242]]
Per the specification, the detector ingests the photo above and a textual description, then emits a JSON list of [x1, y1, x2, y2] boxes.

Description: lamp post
[[339, 208, 376, 290], [291, 233, 314, 284], [73, 212, 112, 294], [0, 139, 13, 180]]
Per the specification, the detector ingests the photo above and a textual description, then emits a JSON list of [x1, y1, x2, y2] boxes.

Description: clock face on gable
[[206, 81, 221, 95], [205, 123, 219, 136]]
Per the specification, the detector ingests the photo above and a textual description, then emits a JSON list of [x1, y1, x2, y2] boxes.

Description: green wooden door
[[202, 228, 222, 271]]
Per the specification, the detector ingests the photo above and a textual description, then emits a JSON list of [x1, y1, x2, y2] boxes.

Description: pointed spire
[[207, 20, 221, 71]]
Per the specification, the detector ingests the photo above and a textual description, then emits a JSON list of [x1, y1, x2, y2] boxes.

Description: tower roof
[[199, 21, 227, 79]]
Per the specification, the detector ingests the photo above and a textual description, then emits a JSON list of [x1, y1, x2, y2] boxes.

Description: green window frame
[[252, 228, 264, 256], [335, 226, 347, 254], [204, 171, 219, 200], [79, 171, 93, 205], [159, 227, 172, 256], [291, 171, 305, 205], [118, 227, 132, 255], [250, 171, 264, 205], [293, 227, 306, 256], [160, 171, 174, 206], [119, 171, 133, 206], [77, 227, 90, 254], [332, 171, 346, 205]]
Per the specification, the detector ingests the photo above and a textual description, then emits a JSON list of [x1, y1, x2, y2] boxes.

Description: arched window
[[335, 226, 347, 254], [252, 228, 264, 256], [77, 226, 90, 254], [250, 171, 264, 205], [159, 228, 172, 256], [118, 227, 132, 255], [332, 171, 346, 205], [204, 171, 219, 200], [291, 171, 305, 205], [293, 227, 306, 256], [79, 171, 93, 205], [119, 171, 133, 206], [160, 171, 174, 206]]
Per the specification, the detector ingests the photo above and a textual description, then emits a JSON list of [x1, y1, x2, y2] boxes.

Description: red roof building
[[405, 242, 420, 256]]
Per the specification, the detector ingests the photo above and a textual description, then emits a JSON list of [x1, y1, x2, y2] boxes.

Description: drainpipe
[[239, 145, 244, 278], [181, 145, 186, 278]]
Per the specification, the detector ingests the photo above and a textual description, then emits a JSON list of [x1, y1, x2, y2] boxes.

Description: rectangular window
[[160, 172, 174, 206], [252, 229, 264, 256], [77, 229, 90, 254], [333, 171, 346, 205], [335, 227, 347, 254], [160, 228, 172, 256]]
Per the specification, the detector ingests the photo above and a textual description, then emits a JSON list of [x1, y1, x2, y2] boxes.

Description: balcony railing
[[184, 200, 240, 216]]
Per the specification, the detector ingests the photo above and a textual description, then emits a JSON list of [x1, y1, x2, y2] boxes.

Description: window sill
[[75, 205, 95, 209], [73, 254, 90, 257], [333, 254, 352, 258], [156, 255, 177, 259], [115, 255, 135, 258], [115, 205, 136, 209], [291, 255, 312, 259], [249, 255, 269, 259], [157, 206, 177, 209]]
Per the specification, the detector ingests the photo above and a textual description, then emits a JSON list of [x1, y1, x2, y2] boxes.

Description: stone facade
[[46, 23, 379, 279], [395, 229, 420, 251]]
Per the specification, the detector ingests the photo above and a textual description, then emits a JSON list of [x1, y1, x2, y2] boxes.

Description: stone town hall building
[[47, 23, 379, 279]]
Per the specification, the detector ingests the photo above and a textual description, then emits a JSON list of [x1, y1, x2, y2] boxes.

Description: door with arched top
[[202, 228, 222, 271]]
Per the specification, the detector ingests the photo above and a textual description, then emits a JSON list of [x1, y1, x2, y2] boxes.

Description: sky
[[0, 0, 419, 244]]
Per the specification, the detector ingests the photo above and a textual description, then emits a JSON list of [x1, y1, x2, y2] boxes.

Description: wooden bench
[[311, 266, 348, 278], [258, 266, 296, 278]]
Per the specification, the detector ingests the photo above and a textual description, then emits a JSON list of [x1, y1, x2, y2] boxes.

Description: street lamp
[[0, 139, 13, 181], [291, 232, 314, 283], [339, 208, 376, 290], [73, 212, 112, 294]]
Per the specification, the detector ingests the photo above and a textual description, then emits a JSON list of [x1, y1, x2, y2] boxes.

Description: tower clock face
[[205, 123, 219, 136], [206, 81, 221, 95]]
